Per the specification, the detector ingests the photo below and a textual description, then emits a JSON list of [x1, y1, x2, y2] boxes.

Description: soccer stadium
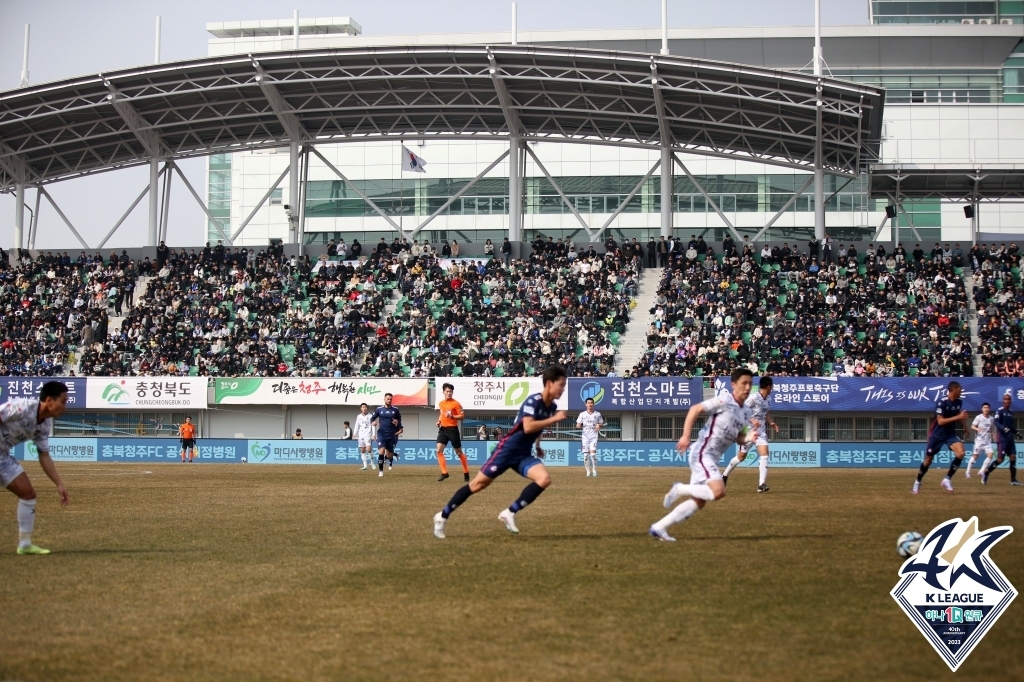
[[1, 1, 1023, 680]]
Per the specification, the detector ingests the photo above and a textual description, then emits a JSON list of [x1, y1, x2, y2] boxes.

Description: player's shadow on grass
[[687, 533, 837, 542]]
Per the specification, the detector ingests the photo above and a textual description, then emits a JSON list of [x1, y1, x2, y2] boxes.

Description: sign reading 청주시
[[434, 378, 568, 411]]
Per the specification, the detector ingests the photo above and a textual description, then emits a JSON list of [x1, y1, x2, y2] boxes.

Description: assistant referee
[[436, 383, 470, 482]]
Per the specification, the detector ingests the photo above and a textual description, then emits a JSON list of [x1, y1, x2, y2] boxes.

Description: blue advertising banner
[[22, 438, 990, 469], [0, 377, 87, 408], [245, 440, 327, 464], [568, 378, 702, 411], [712, 377, 1024, 412]]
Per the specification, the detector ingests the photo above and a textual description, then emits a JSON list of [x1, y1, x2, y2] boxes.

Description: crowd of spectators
[[358, 238, 640, 378], [630, 237, 973, 379], [969, 243, 1024, 377]]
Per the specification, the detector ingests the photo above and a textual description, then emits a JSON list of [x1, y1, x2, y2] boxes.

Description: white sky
[[0, 1, 869, 251]]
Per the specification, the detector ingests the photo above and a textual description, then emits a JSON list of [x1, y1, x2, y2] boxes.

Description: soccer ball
[[897, 531, 923, 558], [240, 457, 248, 464]]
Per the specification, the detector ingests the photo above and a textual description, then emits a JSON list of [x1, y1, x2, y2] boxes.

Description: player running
[[353, 403, 375, 470], [371, 394, 403, 477], [982, 391, 1022, 486], [1, 381, 70, 555], [435, 383, 470, 482], [649, 368, 755, 541], [577, 397, 604, 477], [178, 416, 197, 462], [433, 366, 568, 539], [965, 402, 994, 479], [912, 380, 968, 495], [721, 376, 777, 492]]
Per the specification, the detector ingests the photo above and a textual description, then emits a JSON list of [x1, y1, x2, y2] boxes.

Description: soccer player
[[721, 376, 777, 492], [435, 383, 470, 482], [982, 392, 1022, 486], [649, 368, 755, 541], [966, 402, 994, 479], [178, 416, 197, 462], [576, 398, 604, 477], [433, 366, 568, 539], [1, 381, 71, 555], [912, 380, 968, 495], [353, 403, 375, 470], [371, 394, 403, 477]]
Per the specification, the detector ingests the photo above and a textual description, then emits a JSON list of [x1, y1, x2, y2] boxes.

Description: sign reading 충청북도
[[84, 377, 207, 409]]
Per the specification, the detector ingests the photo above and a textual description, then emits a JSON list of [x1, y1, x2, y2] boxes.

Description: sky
[[0, 1, 869, 251]]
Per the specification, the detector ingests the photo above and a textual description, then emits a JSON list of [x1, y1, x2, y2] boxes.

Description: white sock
[[584, 455, 592, 474], [966, 455, 977, 473], [590, 454, 597, 473], [654, 499, 700, 530], [982, 457, 993, 472], [723, 456, 741, 477], [675, 483, 716, 501], [17, 498, 35, 549], [759, 456, 769, 486]]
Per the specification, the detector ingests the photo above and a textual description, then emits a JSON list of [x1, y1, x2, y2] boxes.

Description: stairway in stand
[[613, 267, 664, 376]]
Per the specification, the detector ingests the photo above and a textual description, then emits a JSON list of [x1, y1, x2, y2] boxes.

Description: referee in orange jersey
[[436, 383, 470, 482], [178, 417, 197, 462]]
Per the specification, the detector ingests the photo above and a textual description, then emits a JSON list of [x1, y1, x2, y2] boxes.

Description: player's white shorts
[[581, 437, 598, 453], [688, 446, 723, 485], [739, 428, 768, 453], [0, 453, 26, 487], [973, 442, 994, 457], [357, 437, 373, 449]]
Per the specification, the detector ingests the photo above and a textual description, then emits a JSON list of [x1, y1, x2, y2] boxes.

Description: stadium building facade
[[205, 14, 1024, 248]]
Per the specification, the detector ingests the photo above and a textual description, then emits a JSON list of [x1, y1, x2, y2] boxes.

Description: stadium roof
[[0, 44, 883, 191], [869, 164, 1024, 202]]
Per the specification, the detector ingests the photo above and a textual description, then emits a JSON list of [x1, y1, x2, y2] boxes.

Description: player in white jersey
[[1, 381, 71, 555], [966, 402, 994, 479], [650, 368, 756, 541], [721, 376, 777, 492], [576, 398, 605, 477], [353, 403, 376, 470]]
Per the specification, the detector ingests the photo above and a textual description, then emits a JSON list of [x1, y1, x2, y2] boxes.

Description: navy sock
[[1011, 462, 1018, 482], [509, 482, 546, 513], [442, 484, 474, 519], [985, 458, 1003, 475], [946, 457, 963, 479], [378, 455, 385, 472], [916, 463, 929, 483]]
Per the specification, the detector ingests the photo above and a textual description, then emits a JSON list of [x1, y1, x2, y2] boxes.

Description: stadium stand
[[359, 241, 640, 378], [970, 243, 1024, 377], [630, 239, 973, 379]]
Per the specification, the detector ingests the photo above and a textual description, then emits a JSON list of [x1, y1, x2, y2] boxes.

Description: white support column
[[660, 0, 669, 55], [297, 146, 309, 254], [154, 16, 162, 63], [660, 145, 673, 238], [29, 186, 41, 249], [149, 158, 159, 246], [289, 139, 299, 243], [508, 134, 522, 242], [812, 0, 825, 240], [160, 165, 172, 243], [20, 25, 30, 87], [14, 183, 25, 250], [511, 3, 517, 45], [293, 10, 300, 50]]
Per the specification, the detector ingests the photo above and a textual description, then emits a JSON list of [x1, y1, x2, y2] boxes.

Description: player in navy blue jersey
[[913, 381, 968, 495], [982, 391, 1022, 486], [433, 366, 568, 538], [371, 393, 403, 477]]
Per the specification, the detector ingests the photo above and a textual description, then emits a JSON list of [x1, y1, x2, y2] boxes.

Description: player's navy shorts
[[925, 435, 962, 457], [377, 435, 398, 452], [997, 439, 1017, 458], [436, 426, 462, 449], [180, 438, 196, 450], [481, 442, 542, 479]]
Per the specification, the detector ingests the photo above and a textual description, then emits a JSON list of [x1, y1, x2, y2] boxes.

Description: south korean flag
[[401, 145, 427, 173]]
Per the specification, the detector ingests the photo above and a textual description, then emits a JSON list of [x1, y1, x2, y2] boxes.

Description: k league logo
[[891, 517, 1016, 671]]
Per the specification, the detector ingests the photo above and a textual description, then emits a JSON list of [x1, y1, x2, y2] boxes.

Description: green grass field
[[1, 464, 1022, 682]]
